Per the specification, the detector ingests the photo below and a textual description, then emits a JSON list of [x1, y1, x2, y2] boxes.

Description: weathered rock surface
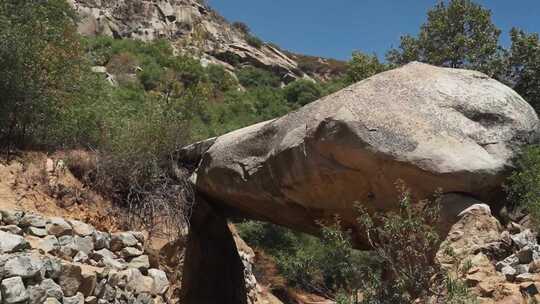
[[183, 62, 539, 242]]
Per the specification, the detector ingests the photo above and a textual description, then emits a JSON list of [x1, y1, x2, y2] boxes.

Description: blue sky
[[207, 1, 540, 61]]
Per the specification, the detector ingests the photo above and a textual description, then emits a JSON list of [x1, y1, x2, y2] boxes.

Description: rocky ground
[[0, 154, 280, 304], [0, 208, 169, 304], [440, 204, 540, 303]]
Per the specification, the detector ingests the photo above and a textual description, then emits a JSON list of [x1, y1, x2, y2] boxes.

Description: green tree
[[236, 67, 281, 88], [505, 28, 540, 112], [506, 145, 540, 228], [0, 0, 84, 149], [387, 0, 502, 75], [346, 52, 386, 84], [283, 80, 323, 106]]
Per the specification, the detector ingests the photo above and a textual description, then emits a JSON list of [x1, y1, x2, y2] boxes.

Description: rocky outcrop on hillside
[[181, 62, 540, 243], [69, 0, 318, 82]]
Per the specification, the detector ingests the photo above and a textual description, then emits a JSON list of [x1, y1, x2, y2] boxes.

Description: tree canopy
[[387, 0, 502, 75]]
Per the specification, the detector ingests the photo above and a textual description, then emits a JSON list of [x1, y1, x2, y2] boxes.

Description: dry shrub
[[62, 149, 97, 182]]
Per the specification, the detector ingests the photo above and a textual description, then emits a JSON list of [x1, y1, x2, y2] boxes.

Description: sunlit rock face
[[70, 0, 304, 81]]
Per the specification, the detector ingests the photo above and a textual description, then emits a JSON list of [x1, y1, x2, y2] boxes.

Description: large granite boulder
[[182, 62, 539, 238]]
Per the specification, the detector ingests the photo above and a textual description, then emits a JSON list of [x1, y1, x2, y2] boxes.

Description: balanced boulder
[[182, 62, 539, 239]]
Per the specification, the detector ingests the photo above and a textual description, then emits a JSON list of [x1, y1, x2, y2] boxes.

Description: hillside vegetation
[[2, 0, 540, 303]]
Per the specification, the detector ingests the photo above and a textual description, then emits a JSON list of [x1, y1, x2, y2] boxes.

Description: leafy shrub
[[283, 79, 323, 106], [357, 183, 442, 302], [237, 219, 376, 299], [246, 34, 264, 49], [206, 64, 238, 94], [345, 52, 386, 84], [236, 67, 281, 88], [232, 21, 251, 35], [506, 145, 540, 227], [357, 182, 477, 303], [236, 221, 297, 255], [139, 61, 165, 91]]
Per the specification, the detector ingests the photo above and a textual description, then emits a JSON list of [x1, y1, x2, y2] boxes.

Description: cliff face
[[70, 0, 317, 82]]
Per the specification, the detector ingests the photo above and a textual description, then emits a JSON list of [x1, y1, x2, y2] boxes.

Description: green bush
[[232, 21, 251, 35], [236, 67, 281, 88], [506, 145, 540, 227], [246, 34, 264, 49], [237, 219, 376, 299], [345, 52, 386, 85], [206, 64, 238, 93], [283, 79, 323, 106], [357, 182, 477, 303]]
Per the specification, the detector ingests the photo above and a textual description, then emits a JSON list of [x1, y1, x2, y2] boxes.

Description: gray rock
[[32, 235, 60, 254], [128, 255, 150, 272], [43, 258, 63, 279], [46, 217, 73, 237], [496, 255, 519, 271], [58, 235, 80, 258], [1, 276, 29, 304], [0, 225, 23, 235], [69, 220, 95, 237], [135, 293, 153, 304], [0, 230, 29, 253], [44, 298, 62, 304], [1, 210, 24, 226], [103, 256, 127, 270], [92, 248, 126, 270], [80, 268, 97, 297], [518, 246, 534, 264], [28, 226, 48, 237], [74, 251, 89, 264], [3, 254, 44, 279], [59, 246, 78, 260], [74, 236, 94, 254], [124, 269, 153, 294], [92, 231, 110, 250], [21, 213, 46, 228], [515, 264, 530, 275], [28, 285, 47, 304], [58, 235, 74, 246], [516, 273, 537, 283], [91, 248, 117, 261], [148, 269, 169, 295], [511, 229, 536, 249], [501, 265, 517, 281], [94, 278, 106, 298], [182, 62, 540, 242], [110, 232, 138, 251], [85, 296, 97, 304], [40, 278, 64, 300], [122, 247, 143, 258], [64, 292, 85, 304], [98, 284, 116, 301], [58, 263, 82, 297]]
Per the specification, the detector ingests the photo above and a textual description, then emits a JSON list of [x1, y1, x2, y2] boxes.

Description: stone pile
[[495, 226, 540, 282], [0, 209, 169, 304]]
